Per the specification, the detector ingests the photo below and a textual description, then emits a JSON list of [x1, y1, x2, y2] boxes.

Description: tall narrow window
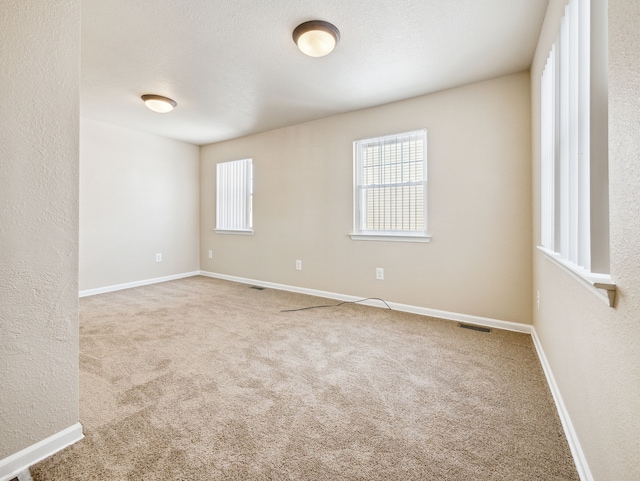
[[539, 0, 610, 280], [216, 158, 253, 234], [351, 129, 429, 242]]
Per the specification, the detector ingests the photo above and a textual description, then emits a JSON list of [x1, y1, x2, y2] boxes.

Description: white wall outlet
[[376, 267, 384, 280], [208, 250, 213, 259], [536, 290, 540, 310], [156, 253, 162, 263], [296, 260, 302, 270]]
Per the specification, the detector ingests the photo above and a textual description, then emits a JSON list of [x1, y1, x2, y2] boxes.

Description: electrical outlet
[[296, 260, 302, 270], [156, 253, 162, 263], [208, 250, 213, 259], [536, 290, 540, 310], [376, 267, 384, 280]]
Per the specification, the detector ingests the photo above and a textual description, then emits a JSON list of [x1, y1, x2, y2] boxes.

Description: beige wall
[[201, 72, 533, 324], [0, 0, 80, 459], [531, 0, 640, 479], [79, 118, 200, 291]]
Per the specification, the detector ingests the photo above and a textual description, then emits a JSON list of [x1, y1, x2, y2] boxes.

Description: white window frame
[[539, 0, 614, 305], [215, 158, 253, 235], [350, 129, 430, 243]]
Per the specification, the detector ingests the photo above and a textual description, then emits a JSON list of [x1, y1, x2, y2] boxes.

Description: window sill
[[349, 233, 431, 243], [214, 229, 254, 236], [537, 246, 616, 307]]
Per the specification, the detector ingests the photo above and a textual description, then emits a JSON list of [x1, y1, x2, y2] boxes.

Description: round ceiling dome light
[[141, 94, 177, 113], [292, 20, 340, 57]]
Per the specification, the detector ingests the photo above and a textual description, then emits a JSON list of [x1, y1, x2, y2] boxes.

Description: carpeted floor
[[31, 276, 579, 480]]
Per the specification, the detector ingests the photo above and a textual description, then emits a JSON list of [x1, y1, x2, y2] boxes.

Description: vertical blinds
[[356, 129, 427, 234], [540, 46, 556, 252], [540, 0, 591, 270], [216, 158, 253, 232]]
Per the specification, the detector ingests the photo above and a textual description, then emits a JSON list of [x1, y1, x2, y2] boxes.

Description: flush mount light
[[141, 94, 177, 113], [292, 20, 340, 57]]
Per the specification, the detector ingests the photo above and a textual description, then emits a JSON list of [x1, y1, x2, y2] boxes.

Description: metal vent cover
[[458, 323, 492, 333]]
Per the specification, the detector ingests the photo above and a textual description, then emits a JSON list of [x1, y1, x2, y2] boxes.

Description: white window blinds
[[216, 158, 253, 233], [353, 129, 427, 239], [539, 0, 609, 274]]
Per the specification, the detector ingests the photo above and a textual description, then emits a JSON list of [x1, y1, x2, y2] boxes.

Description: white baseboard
[[17, 469, 33, 481], [530, 328, 593, 481], [198, 270, 533, 333], [0, 423, 83, 481], [79, 271, 201, 297]]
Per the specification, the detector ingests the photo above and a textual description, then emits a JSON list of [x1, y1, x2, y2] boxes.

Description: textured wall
[[0, 0, 81, 458], [531, 0, 640, 479], [201, 72, 533, 324], [79, 118, 200, 291]]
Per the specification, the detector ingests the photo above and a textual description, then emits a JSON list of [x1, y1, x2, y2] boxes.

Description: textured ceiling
[[81, 0, 549, 146]]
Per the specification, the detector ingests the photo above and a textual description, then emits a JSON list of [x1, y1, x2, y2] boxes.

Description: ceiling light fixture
[[141, 94, 177, 113], [292, 20, 340, 57]]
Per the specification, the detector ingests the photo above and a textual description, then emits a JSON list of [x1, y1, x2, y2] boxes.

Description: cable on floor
[[281, 297, 392, 312]]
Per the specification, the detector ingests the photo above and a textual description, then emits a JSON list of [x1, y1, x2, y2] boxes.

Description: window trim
[[213, 229, 254, 236], [350, 128, 429, 243], [538, 246, 615, 307], [349, 233, 432, 243]]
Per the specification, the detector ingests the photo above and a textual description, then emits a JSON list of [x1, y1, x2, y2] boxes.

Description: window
[[216, 158, 253, 234], [351, 129, 429, 242], [539, 0, 613, 302]]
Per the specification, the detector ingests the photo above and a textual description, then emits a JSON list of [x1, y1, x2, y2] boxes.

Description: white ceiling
[[81, 0, 549, 146]]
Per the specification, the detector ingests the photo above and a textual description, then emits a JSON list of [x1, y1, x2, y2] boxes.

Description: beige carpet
[[31, 276, 578, 480]]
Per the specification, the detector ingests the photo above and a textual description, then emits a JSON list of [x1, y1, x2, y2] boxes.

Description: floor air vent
[[458, 323, 492, 333], [250, 286, 265, 290]]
